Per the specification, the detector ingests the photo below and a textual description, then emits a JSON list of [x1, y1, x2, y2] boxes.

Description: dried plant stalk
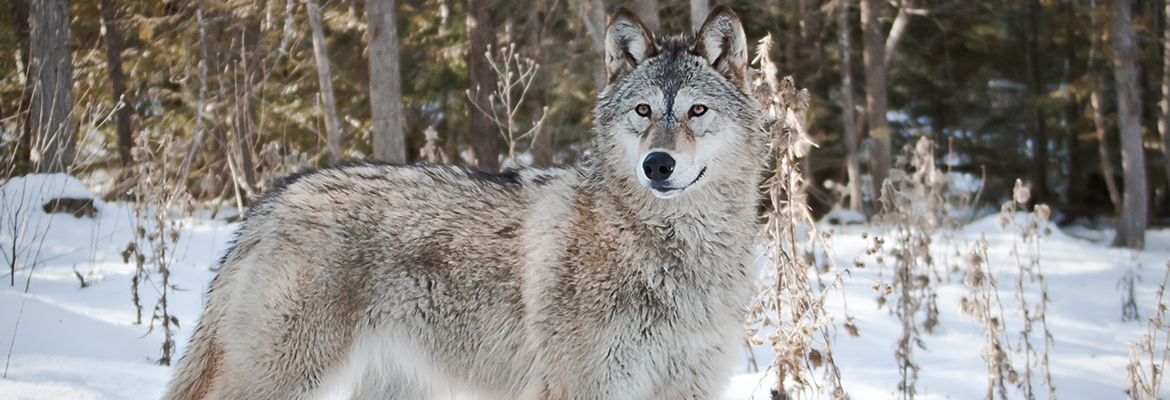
[[960, 234, 1013, 400], [746, 34, 851, 400], [960, 179, 1056, 400], [1127, 263, 1170, 400], [419, 126, 449, 164], [996, 180, 1055, 400], [871, 137, 948, 400], [468, 43, 548, 167], [123, 129, 192, 366]]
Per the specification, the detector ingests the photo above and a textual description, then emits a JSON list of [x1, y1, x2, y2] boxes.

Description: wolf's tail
[[161, 301, 224, 400]]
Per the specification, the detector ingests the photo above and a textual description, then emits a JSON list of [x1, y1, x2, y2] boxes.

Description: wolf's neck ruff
[[163, 6, 765, 400]]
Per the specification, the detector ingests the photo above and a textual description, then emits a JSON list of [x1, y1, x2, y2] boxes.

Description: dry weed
[[997, 180, 1055, 400], [960, 234, 1013, 400], [1126, 262, 1170, 400], [419, 126, 449, 163], [869, 136, 949, 400], [746, 34, 851, 400], [122, 129, 193, 366], [470, 43, 548, 167], [961, 180, 1056, 400]]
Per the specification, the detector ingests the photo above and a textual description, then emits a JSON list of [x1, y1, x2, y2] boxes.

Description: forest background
[[7, 0, 1170, 398], [4, 0, 1168, 248]]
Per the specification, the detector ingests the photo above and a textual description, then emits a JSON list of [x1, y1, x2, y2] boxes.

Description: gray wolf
[[164, 6, 765, 400]]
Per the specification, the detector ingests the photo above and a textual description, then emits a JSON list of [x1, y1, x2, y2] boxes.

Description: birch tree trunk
[[573, 0, 606, 91], [1160, 0, 1170, 196], [1111, 0, 1147, 249], [861, 0, 891, 210], [29, 0, 76, 173], [306, 0, 344, 165], [11, 0, 29, 87], [883, 0, 913, 69], [633, 0, 659, 32], [468, 0, 499, 171], [839, 0, 863, 212], [367, 0, 407, 163], [691, 0, 709, 32], [98, 0, 134, 167]]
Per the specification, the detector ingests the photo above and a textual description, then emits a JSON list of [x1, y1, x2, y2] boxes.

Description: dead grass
[[869, 137, 948, 400], [1126, 262, 1170, 400], [122, 128, 192, 366], [960, 179, 1056, 400]]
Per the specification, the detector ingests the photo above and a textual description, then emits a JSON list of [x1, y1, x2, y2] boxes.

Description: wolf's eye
[[635, 104, 651, 117], [689, 104, 708, 117]]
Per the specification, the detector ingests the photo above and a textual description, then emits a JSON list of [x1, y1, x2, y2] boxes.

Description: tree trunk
[[1089, 0, 1121, 211], [306, 0, 344, 165], [368, 0, 407, 163], [861, 0, 891, 210], [690, 0, 709, 32], [11, 0, 29, 85], [803, 0, 825, 93], [210, 12, 239, 200], [573, 0, 607, 91], [29, 0, 76, 173], [233, 16, 260, 199], [468, 0, 499, 171], [1092, 88, 1123, 210], [784, 0, 802, 79], [191, 7, 231, 199], [633, 0, 659, 32], [1161, 0, 1170, 199], [97, 0, 134, 167], [1112, 0, 1147, 249], [883, 0, 913, 69], [1064, 2, 1083, 207], [1025, 0, 1050, 203], [839, 0, 863, 212], [528, 0, 555, 167], [178, 5, 211, 187], [11, 0, 32, 175]]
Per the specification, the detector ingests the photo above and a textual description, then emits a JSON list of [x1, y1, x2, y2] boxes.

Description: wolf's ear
[[605, 8, 656, 84], [692, 6, 748, 89]]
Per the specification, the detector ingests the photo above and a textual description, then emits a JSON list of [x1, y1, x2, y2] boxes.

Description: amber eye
[[635, 104, 651, 117], [690, 104, 708, 117]]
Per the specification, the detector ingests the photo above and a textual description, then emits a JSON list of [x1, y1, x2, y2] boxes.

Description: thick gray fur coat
[[164, 6, 766, 400]]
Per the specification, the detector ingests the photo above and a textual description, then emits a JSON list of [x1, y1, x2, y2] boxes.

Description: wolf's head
[[592, 6, 765, 203]]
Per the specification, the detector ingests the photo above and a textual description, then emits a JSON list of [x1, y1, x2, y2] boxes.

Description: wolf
[[164, 6, 765, 400]]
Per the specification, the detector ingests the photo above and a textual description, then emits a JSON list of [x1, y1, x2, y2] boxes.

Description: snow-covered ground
[[0, 174, 1165, 399]]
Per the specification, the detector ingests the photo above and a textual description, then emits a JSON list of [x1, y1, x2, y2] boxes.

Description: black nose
[[642, 152, 675, 182]]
